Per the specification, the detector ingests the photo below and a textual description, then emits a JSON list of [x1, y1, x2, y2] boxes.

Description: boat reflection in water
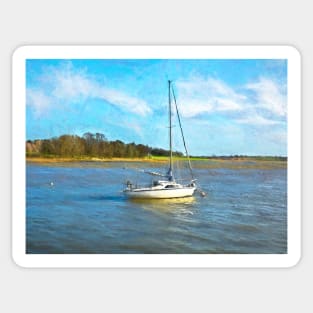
[[129, 196, 196, 214]]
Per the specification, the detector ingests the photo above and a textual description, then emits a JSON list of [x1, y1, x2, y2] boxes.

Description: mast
[[168, 80, 173, 181]]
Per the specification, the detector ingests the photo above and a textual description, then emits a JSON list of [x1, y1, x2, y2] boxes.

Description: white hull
[[124, 186, 196, 199]]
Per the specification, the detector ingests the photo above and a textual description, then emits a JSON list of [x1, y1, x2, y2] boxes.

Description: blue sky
[[26, 59, 287, 156]]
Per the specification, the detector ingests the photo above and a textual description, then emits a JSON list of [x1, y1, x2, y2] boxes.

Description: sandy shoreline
[[26, 157, 168, 163]]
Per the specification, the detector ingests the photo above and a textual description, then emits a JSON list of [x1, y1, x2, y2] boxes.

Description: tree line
[[26, 132, 183, 159]]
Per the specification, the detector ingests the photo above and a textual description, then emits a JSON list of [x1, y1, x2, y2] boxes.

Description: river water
[[26, 161, 287, 254]]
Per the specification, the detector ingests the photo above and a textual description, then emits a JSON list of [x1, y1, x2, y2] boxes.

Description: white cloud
[[27, 89, 51, 117], [176, 76, 245, 118], [52, 67, 93, 100], [245, 77, 287, 117], [178, 99, 213, 118], [175, 75, 287, 133], [97, 87, 151, 116], [236, 115, 282, 126], [215, 98, 243, 111], [27, 62, 151, 117]]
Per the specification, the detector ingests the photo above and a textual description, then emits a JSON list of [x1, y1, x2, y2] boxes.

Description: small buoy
[[200, 191, 206, 197], [50, 182, 54, 186]]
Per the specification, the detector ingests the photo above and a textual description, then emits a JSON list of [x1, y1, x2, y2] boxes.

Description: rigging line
[[171, 83, 195, 180]]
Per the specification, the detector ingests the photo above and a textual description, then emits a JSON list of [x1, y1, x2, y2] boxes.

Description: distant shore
[[26, 156, 287, 169]]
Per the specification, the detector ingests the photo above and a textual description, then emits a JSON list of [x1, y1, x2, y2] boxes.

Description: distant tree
[[83, 132, 95, 155], [136, 144, 149, 157], [40, 139, 55, 155], [95, 132, 107, 142], [112, 140, 126, 157], [26, 132, 184, 159], [126, 143, 139, 158]]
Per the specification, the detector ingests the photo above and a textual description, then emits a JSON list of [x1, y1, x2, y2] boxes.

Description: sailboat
[[123, 80, 197, 199]]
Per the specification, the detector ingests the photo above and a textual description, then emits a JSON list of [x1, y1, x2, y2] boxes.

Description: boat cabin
[[152, 180, 182, 189]]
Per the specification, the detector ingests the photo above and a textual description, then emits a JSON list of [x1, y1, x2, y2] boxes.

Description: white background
[[1, 1, 311, 312]]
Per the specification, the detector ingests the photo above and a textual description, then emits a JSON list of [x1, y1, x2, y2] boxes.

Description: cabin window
[[165, 185, 175, 189]]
